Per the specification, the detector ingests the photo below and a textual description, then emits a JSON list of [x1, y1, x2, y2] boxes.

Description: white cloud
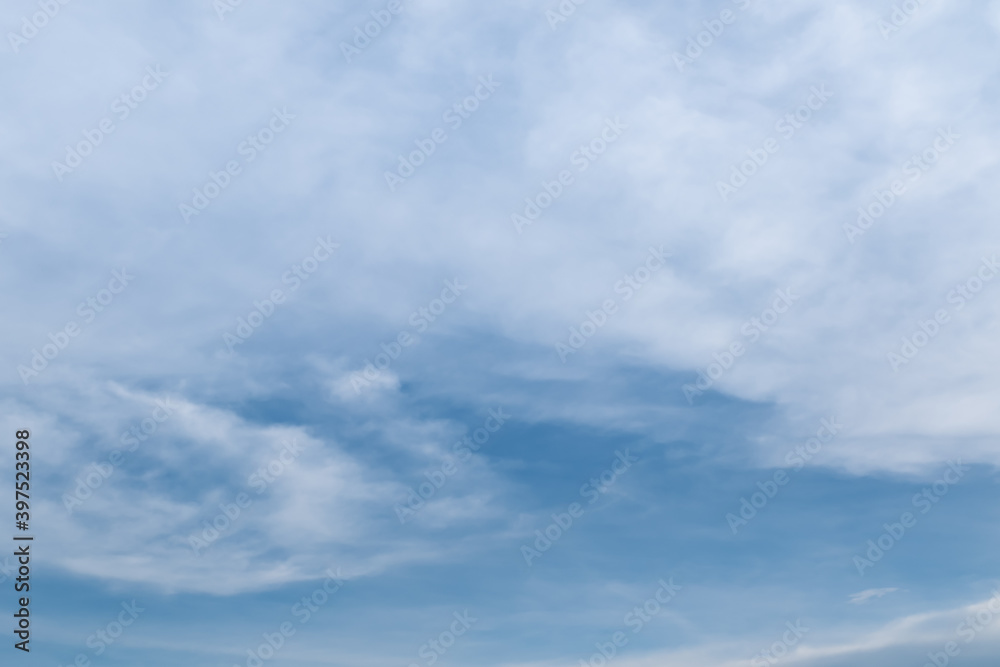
[[849, 587, 900, 604]]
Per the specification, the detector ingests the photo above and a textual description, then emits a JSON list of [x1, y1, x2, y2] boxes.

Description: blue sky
[[3, 0, 1000, 665]]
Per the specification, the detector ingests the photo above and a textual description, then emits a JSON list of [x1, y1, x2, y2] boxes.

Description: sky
[[2, 0, 1000, 665]]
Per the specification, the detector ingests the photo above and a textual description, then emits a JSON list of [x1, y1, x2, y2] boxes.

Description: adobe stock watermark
[[853, 461, 967, 575], [886, 256, 999, 372], [349, 279, 467, 393], [62, 397, 179, 513], [0, 556, 17, 586], [877, 0, 932, 39], [214, 0, 246, 21], [726, 417, 843, 535], [672, 0, 753, 72], [408, 611, 477, 667], [578, 578, 682, 667], [56, 601, 145, 667], [385, 75, 501, 192], [52, 66, 169, 182], [556, 245, 671, 363], [189, 439, 306, 555], [843, 127, 959, 243], [232, 566, 345, 667], [717, 84, 833, 201], [394, 409, 510, 524], [179, 107, 295, 223], [511, 117, 627, 234], [545, 0, 587, 30], [340, 0, 406, 63], [919, 589, 1000, 667], [18, 268, 134, 384], [223, 236, 340, 353], [7, 0, 73, 55], [521, 449, 638, 566], [750, 621, 810, 667], [683, 287, 799, 404]]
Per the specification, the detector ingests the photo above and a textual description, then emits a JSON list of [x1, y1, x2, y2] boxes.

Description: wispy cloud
[[849, 587, 900, 604]]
